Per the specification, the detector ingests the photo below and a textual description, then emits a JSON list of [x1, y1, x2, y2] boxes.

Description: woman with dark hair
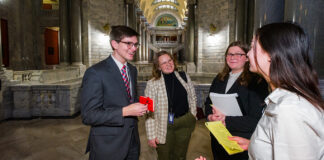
[[144, 51, 197, 160], [205, 41, 269, 160], [226, 22, 324, 159]]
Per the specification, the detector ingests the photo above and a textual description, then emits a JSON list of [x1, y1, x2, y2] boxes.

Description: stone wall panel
[[82, 0, 125, 67]]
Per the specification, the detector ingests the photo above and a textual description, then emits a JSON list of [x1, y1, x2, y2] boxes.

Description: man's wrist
[[122, 107, 128, 116]]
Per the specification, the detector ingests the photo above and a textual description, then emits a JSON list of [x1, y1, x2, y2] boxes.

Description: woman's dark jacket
[[205, 73, 269, 160]]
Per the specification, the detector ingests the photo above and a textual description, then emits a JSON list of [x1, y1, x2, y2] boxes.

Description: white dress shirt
[[111, 55, 132, 96], [249, 88, 324, 160]]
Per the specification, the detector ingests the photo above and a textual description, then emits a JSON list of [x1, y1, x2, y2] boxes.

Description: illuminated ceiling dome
[[139, 0, 187, 26]]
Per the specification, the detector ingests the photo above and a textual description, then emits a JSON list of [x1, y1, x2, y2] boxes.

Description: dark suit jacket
[[205, 73, 268, 160], [81, 56, 139, 160]]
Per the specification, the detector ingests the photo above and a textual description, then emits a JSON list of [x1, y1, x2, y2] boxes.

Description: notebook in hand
[[205, 121, 244, 155]]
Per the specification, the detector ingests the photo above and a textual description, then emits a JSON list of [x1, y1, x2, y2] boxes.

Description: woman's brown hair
[[217, 41, 253, 86], [151, 51, 178, 80], [254, 22, 324, 110]]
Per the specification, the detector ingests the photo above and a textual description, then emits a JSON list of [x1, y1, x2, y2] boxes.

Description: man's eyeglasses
[[226, 53, 246, 58], [118, 41, 140, 48]]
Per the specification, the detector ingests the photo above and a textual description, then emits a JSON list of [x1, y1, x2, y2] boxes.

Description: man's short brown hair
[[109, 25, 139, 42]]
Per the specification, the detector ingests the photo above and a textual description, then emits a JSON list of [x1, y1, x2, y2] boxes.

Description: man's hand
[[122, 103, 147, 116], [148, 138, 159, 148]]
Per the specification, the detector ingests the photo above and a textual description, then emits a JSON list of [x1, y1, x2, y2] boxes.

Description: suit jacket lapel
[[127, 64, 136, 100], [216, 77, 228, 94], [226, 79, 240, 94], [105, 56, 129, 101]]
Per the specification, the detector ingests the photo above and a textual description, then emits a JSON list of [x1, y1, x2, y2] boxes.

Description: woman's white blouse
[[249, 88, 324, 160]]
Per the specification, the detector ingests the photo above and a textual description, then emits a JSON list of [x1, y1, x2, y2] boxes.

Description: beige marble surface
[[0, 115, 213, 160]]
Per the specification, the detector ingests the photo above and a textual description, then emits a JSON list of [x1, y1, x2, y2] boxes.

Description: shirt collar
[[265, 88, 298, 105], [265, 88, 281, 105], [111, 54, 127, 70], [264, 88, 301, 115]]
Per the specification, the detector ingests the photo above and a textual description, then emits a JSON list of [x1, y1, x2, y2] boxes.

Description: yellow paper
[[205, 121, 244, 155]]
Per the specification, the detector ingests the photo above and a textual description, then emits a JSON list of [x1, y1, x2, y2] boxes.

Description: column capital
[[125, 0, 134, 4], [188, 0, 196, 5], [136, 8, 143, 16]]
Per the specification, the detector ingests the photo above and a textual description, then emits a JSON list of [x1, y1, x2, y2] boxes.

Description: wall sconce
[[103, 23, 111, 35], [209, 23, 217, 35]]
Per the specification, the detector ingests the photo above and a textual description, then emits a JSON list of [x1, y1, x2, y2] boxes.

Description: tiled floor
[[0, 115, 213, 160]]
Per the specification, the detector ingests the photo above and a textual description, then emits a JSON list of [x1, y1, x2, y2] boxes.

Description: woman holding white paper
[[144, 51, 197, 160], [205, 41, 269, 160], [228, 22, 324, 159]]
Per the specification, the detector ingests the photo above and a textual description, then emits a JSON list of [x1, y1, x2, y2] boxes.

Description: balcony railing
[[155, 41, 177, 44], [41, 9, 59, 18]]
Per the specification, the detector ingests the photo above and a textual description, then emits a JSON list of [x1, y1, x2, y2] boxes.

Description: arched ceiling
[[138, 0, 187, 25], [43, 0, 59, 4]]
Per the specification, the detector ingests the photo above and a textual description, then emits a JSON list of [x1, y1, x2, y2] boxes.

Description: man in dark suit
[[81, 25, 147, 160]]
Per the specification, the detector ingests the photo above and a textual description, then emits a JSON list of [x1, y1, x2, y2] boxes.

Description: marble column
[[137, 18, 142, 61], [246, 0, 255, 42], [0, 20, 2, 70], [131, 4, 137, 30], [153, 33, 156, 44], [125, 3, 129, 26], [177, 33, 181, 44], [284, 0, 324, 79], [182, 30, 185, 44], [70, 0, 82, 65], [125, 0, 136, 30], [148, 31, 153, 62], [187, 3, 195, 63], [254, 0, 284, 30], [145, 24, 149, 62], [59, 0, 70, 65], [141, 22, 146, 61], [234, 0, 247, 42]]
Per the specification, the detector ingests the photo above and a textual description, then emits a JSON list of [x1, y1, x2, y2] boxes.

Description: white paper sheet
[[209, 92, 242, 116]]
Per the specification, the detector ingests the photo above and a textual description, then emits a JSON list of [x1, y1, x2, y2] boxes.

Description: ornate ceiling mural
[[156, 14, 178, 27], [138, 0, 187, 27]]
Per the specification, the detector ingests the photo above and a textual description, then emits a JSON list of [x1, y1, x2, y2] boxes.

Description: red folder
[[139, 96, 154, 112]]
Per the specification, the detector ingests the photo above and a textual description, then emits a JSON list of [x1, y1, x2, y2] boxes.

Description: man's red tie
[[121, 65, 131, 101]]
